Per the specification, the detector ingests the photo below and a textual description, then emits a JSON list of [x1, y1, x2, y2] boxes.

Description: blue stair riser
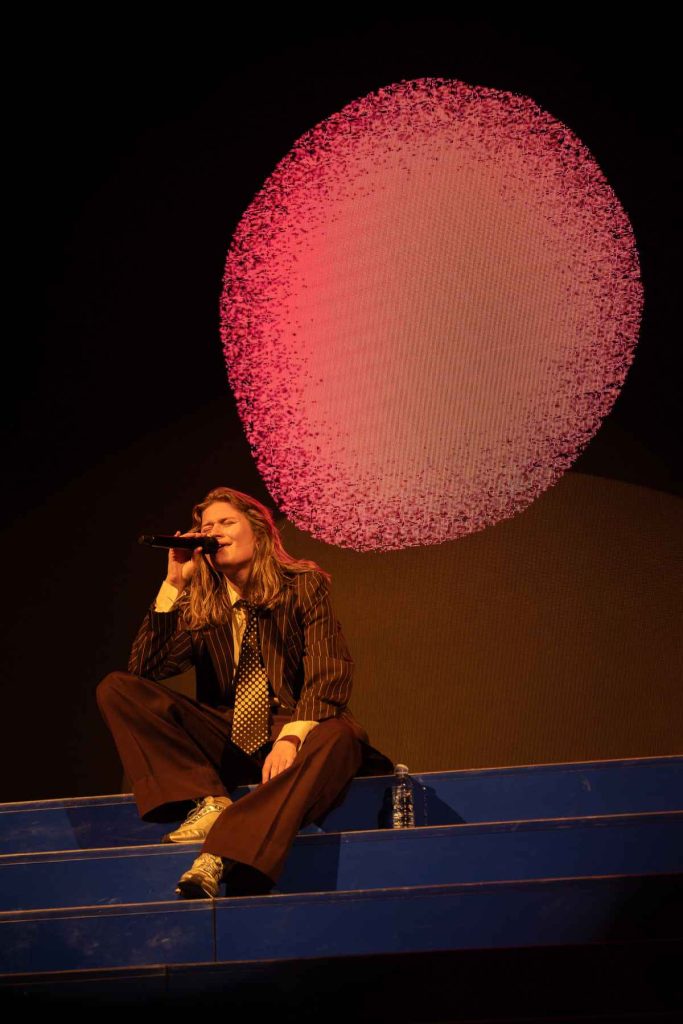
[[1, 901, 213, 976], [0, 872, 679, 975], [1, 756, 681, 855], [0, 812, 680, 912]]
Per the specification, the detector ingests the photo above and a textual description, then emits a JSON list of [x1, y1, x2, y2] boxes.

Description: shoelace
[[182, 798, 224, 827], [175, 853, 224, 895]]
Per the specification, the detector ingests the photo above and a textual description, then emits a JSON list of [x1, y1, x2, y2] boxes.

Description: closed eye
[[201, 518, 236, 533]]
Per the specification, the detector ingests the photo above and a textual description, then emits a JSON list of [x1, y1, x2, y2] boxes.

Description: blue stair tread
[[1, 755, 681, 855], [3, 867, 679, 920], [3, 754, 681, 813], [1, 810, 681, 912], [1, 871, 680, 976]]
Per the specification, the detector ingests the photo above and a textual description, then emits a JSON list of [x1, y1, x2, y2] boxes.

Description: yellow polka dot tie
[[230, 600, 271, 755]]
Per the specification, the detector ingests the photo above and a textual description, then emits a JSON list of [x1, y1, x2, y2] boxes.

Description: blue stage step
[[1, 810, 681, 912], [0, 872, 679, 976], [1, 754, 680, 854], [0, 755, 680, 988]]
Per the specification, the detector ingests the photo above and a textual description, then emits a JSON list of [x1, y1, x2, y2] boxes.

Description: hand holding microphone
[[179, 531, 206, 590], [141, 530, 210, 592]]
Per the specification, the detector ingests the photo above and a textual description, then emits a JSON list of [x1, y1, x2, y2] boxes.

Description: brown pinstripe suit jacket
[[128, 569, 377, 753]]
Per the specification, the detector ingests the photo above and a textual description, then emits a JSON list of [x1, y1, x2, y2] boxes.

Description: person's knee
[[314, 717, 362, 765], [95, 670, 137, 707]]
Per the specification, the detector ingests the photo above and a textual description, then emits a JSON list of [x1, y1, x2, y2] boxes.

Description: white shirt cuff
[[154, 579, 179, 612], [276, 720, 319, 749]]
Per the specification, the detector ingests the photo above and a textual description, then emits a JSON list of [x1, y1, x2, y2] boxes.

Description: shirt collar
[[226, 578, 242, 607]]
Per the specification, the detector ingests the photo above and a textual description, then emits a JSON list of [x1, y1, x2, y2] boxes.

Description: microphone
[[138, 534, 220, 553]]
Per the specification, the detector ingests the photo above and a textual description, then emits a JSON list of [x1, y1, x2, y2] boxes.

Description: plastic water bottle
[[391, 763, 416, 828]]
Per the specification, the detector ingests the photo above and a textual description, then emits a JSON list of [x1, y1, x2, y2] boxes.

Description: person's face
[[200, 501, 257, 576]]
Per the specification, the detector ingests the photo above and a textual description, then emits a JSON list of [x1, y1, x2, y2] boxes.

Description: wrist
[[164, 578, 184, 591], [275, 735, 300, 751]]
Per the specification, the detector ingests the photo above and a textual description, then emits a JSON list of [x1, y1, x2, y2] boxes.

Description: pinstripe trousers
[[96, 670, 366, 888]]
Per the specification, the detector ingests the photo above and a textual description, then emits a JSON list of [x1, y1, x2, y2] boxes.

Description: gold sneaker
[[162, 796, 231, 844], [175, 852, 227, 899]]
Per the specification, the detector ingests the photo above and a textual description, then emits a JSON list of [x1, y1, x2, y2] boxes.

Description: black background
[[3, 13, 680, 800], [7, 15, 679, 516]]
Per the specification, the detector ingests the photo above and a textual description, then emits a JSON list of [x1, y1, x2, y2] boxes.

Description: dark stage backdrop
[[3, 15, 680, 802]]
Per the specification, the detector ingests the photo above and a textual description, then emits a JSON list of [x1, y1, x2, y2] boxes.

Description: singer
[[96, 485, 392, 898]]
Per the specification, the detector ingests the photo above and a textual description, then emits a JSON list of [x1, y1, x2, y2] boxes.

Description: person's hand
[[261, 737, 299, 783], [164, 529, 204, 592]]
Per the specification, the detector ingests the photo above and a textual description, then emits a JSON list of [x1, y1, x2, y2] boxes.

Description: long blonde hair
[[178, 486, 329, 630]]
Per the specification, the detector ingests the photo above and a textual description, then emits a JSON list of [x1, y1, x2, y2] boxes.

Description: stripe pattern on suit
[[127, 569, 371, 746]]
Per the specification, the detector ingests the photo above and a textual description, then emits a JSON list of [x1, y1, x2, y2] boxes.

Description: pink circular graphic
[[220, 77, 643, 551]]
